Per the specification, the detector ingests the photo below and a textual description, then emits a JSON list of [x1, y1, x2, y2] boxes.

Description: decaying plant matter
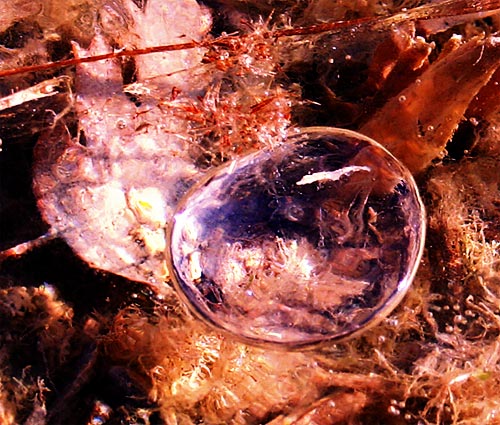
[[0, 0, 500, 423]]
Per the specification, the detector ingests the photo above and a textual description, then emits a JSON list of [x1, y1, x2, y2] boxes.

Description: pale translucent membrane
[[168, 127, 426, 347]]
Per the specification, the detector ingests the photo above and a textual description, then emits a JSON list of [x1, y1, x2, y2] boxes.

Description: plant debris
[[0, 0, 499, 423]]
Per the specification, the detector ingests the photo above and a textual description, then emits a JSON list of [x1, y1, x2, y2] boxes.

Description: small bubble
[[398, 95, 407, 103], [116, 118, 127, 129], [387, 318, 400, 327], [42, 84, 55, 94], [388, 406, 400, 416]]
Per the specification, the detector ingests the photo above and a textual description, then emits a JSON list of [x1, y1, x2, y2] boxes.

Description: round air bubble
[[168, 127, 426, 347]]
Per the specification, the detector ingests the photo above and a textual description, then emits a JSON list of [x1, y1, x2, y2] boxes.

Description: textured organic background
[[1, 1, 500, 424]]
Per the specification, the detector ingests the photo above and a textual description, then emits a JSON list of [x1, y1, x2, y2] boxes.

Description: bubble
[[388, 405, 401, 416], [168, 127, 426, 347], [116, 118, 127, 129]]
